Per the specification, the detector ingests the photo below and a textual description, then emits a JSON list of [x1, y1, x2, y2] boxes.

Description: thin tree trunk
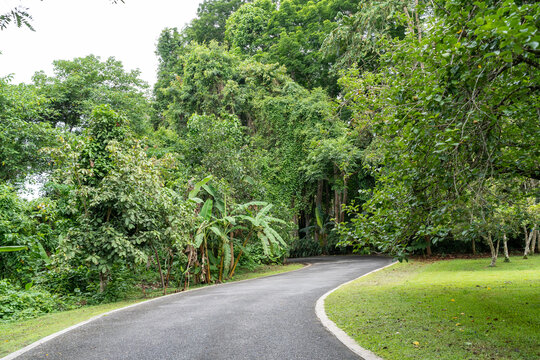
[[486, 232, 497, 267], [334, 189, 340, 222], [425, 236, 432, 257], [291, 198, 299, 239], [523, 225, 532, 258], [99, 271, 106, 293], [229, 231, 252, 278], [472, 239, 476, 255], [164, 250, 173, 295], [204, 239, 211, 284], [152, 245, 165, 291], [530, 227, 537, 255], [183, 245, 195, 291], [313, 180, 323, 251], [537, 229, 540, 253], [341, 177, 348, 223], [218, 250, 224, 283], [229, 234, 235, 270], [503, 234, 510, 262]]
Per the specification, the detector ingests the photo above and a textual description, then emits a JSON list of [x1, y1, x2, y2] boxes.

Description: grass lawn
[[325, 256, 540, 360], [0, 263, 303, 357]]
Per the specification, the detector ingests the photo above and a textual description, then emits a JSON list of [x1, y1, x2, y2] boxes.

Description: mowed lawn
[[326, 256, 540, 360]]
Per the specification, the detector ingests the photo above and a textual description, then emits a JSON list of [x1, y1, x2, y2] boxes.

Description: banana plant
[[188, 176, 287, 283], [191, 177, 239, 283], [229, 201, 287, 278]]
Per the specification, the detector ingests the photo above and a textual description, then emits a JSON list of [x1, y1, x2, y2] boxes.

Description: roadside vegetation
[[0, 263, 303, 357], [326, 257, 540, 360], [0, 0, 538, 356]]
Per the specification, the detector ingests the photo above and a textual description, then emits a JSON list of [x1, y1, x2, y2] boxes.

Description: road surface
[[14, 256, 392, 360]]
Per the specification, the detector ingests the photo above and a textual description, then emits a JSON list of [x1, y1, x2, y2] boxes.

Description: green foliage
[[0, 184, 50, 284], [225, 0, 358, 93], [338, 0, 540, 258], [322, 0, 406, 74], [225, 0, 273, 55], [0, 280, 63, 322], [187, 0, 248, 44], [47, 106, 191, 287], [0, 6, 34, 31], [0, 77, 56, 183], [33, 55, 152, 135]]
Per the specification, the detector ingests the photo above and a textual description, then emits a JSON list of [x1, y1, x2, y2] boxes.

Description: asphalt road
[[15, 256, 392, 360]]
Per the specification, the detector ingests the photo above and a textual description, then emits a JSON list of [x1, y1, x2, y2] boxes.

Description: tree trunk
[[229, 231, 251, 278], [230, 233, 235, 270], [218, 246, 224, 283], [334, 188, 340, 223], [99, 271, 106, 293], [291, 198, 299, 239], [486, 232, 497, 267], [537, 229, 540, 253], [341, 177, 348, 223], [183, 245, 196, 291], [314, 180, 323, 251], [204, 240, 211, 284], [164, 250, 173, 295], [503, 234, 510, 262], [523, 225, 532, 258], [472, 238, 476, 255], [425, 236, 432, 257], [530, 227, 537, 255], [152, 245, 165, 291], [316, 180, 323, 212]]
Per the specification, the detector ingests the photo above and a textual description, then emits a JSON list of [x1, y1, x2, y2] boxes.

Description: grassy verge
[[326, 256, 540, 360], [0, 263, 303, 357]]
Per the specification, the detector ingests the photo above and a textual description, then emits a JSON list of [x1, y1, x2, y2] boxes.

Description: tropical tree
[[46, 105, 189, 292]]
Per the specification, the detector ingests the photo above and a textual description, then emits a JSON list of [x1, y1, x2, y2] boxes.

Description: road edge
[[315, 261, 398, 360], [1, 263, 312, 360]]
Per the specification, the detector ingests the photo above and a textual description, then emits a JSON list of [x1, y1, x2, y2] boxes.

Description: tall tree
[[0, 77, 55, 183], [33, 55, 151, 134], [338, 0, 540, 258]]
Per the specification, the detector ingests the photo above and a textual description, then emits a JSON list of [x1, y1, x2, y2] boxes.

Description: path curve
[[10, 256, 392, 360]]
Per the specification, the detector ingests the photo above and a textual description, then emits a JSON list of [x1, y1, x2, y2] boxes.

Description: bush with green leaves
[[0, 280, 65, 322], [0, 184, 51, 284]]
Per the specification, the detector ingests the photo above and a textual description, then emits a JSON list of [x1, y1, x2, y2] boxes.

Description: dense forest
[[1, 0, 538, 321]]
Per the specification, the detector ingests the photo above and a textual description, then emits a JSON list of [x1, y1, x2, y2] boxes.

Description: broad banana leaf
[[200, 199, 213, 220], [0, 245, 28, 252], [188, 175, 213, 200]]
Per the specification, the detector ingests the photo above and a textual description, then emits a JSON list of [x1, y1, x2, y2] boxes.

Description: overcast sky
[[0, 0, 203, 86]]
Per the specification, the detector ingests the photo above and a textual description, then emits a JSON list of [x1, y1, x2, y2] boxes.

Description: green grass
[[326, 256, 540, 360], [0, 263, 303, 357]]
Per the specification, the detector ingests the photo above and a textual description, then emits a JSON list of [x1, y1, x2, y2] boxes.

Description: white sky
[[0, 0, 203, 86]]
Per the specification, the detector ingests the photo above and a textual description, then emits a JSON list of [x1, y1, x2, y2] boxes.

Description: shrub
[[0, 280, 64, 322]]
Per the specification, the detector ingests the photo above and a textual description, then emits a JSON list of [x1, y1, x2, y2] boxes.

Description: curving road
[[12, 256, 392, 360]]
